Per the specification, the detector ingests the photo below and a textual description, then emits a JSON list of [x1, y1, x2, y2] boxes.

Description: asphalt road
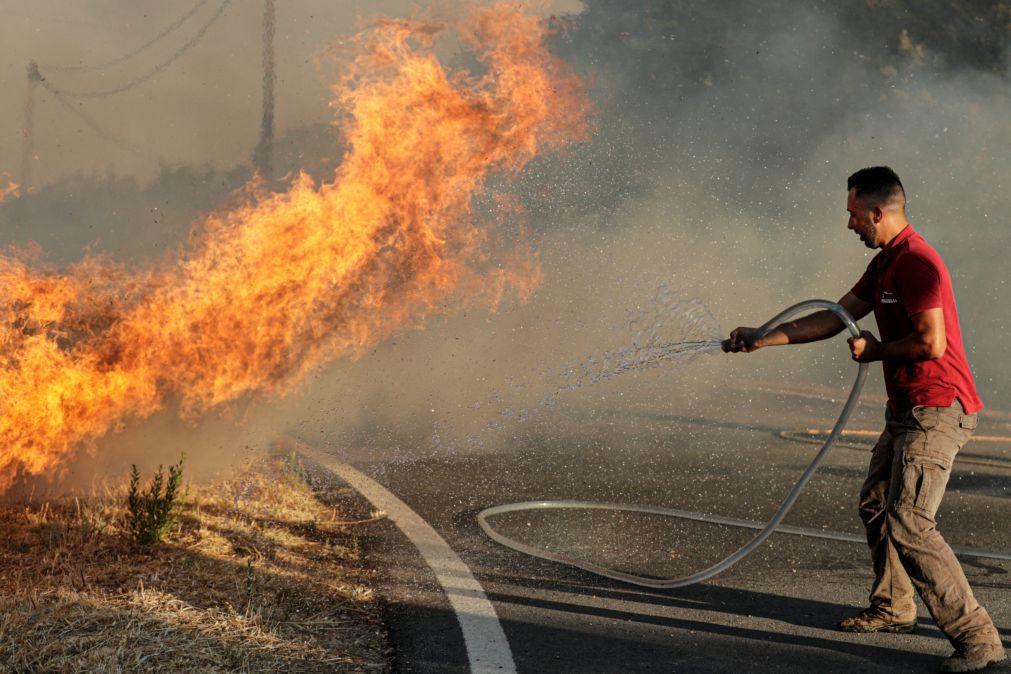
[[308, 387, 1011, 673]]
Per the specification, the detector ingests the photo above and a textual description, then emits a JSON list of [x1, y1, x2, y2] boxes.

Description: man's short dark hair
[[847, 166, 905, 206]]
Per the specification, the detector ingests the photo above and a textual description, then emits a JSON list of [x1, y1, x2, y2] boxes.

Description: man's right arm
[[723, 292, 872, 353]]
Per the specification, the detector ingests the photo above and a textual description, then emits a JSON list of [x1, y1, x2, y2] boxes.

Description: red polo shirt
[[851, 225, 982, 414]]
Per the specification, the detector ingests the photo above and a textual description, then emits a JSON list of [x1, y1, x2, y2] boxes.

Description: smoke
[[0, 1, 1007, 495], [527, 0, 1011, 405], [293, 0, 1010, 460]]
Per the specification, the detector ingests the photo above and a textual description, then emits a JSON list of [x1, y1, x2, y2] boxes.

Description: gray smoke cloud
[[521, 0, 1010, 407], [0, 1, 1007, 494]]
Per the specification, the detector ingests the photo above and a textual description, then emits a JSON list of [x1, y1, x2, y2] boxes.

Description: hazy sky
[[0, 0, 584, 186]]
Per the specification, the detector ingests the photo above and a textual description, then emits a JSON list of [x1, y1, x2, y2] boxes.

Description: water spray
[[478, 299, 871, 588]]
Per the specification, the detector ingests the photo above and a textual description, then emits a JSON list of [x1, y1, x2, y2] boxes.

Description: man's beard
[[861, 222, 878, 248]]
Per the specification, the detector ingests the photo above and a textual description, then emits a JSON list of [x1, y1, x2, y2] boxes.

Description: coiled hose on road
[[478, 299, 871, 589], [477, 301, 1011, 586]]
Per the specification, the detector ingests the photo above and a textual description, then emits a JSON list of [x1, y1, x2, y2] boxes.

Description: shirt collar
[[879, 224, 915, 262], [885, 224, 915, 251]]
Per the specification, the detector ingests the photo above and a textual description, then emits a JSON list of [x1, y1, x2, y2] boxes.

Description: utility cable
[[39, 84, 146, 156], [41, 0, 211, 73], [41, 0, 232, 100]]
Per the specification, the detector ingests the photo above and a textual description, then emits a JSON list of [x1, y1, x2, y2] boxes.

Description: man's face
[[847, 189, 879, 249]]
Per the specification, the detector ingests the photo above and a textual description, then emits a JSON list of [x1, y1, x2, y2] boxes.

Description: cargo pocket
[[911, 405, 940, 432], [898, 450, 953, 515]]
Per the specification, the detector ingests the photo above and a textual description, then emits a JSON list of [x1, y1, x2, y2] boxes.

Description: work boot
[[836, 607, 917, 634], [940, 640, 1006, 672]]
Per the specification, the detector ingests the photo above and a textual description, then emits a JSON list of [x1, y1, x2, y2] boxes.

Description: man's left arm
[[848, 308, 946, 362]]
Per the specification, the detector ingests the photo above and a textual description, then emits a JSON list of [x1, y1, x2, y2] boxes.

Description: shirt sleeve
[[898, 254, 943, 316], [851, 258, 876, 302]]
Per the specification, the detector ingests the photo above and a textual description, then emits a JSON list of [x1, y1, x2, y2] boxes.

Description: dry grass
[[0, 451, 391, 672]]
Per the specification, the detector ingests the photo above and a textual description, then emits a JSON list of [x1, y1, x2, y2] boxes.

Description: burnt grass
[[0, 452, 391, 672]]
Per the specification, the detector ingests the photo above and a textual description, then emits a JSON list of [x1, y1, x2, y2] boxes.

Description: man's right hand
[[722, 327, 764, 353]]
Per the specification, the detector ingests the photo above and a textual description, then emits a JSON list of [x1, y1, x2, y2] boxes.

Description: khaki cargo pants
[[859, 402, 999, 645]]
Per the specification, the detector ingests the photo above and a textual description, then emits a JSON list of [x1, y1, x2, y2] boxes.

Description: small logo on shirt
[[881, 291, 899, 304]]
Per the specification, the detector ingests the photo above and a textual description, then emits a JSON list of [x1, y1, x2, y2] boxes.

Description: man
[[723, 167, 1005, 672]]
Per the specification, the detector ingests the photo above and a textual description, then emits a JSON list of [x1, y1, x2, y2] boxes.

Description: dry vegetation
[[0, 451, 391, 672]]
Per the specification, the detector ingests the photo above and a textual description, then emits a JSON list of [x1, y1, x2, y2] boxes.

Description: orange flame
[[0, 3, 589, 491], [0, 175, 20, 204]]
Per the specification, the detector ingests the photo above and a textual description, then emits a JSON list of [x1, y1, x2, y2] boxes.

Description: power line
[[43, 84, 146, 156], [21, 0, 267, 184], [41, 0, 232, 100], [41, 0, 211, 73]]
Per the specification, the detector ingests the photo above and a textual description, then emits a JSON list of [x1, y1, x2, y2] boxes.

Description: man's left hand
[[848, 330, 882, 362]]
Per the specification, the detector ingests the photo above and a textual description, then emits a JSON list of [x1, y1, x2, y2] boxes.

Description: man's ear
[[872, 206, 884, 223]]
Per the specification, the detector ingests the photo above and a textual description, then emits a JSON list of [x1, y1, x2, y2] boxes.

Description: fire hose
[[477, 299, 1011, 589]]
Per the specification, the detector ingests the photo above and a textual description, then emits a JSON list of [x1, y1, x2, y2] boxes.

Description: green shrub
[[283, 450, 305, 486], [127, 455, 185, 545]]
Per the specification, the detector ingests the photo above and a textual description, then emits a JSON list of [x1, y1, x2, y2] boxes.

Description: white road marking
[[290, 439, 517, 674]]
